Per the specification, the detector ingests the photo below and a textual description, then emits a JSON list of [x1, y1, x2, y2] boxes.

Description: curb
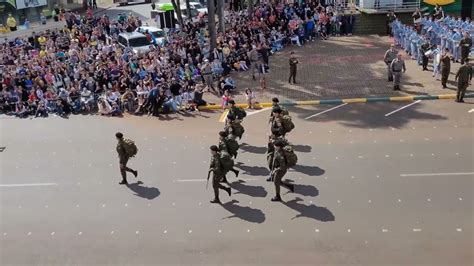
[[198, 93, 474, 110]]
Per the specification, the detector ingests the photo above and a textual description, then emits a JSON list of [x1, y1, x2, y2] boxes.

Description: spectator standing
[[459, 32, 472, 65], [386, 11, 397, 37], [6, 14, 17, 32], [245, 88, 255, 109]]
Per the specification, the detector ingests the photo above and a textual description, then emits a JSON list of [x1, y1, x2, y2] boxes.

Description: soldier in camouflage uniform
[[208, 145, 231, 204], [270, 140, 294, 202], [115, 132, 138, 185], [266, 129, 288, 182], [218, 131, 240, 180], [269, 108, 286, 137]]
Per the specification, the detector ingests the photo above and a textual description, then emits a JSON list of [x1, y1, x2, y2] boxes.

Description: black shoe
[[133, 170, 138, 178], [226, 187, 231, 196], [293, 81, 297, 84], [252, 75, 256, 81], [234, 170, 239, 177], [288, 184, 295, 193], [210, 198, 221, 204], [221, 177, 229, 183], [271, 196, 282, 202], [266, 176, 273, 182], [459, 99, 464, 103], [119, 181, 128, 185]]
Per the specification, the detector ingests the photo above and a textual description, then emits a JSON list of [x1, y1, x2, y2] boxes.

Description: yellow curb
[[198, 104, 222, 110], [296, 100, 320, 105], [342, 98, 367, 103], [389, 96, 415, 101], [437, 94, 456, 99]]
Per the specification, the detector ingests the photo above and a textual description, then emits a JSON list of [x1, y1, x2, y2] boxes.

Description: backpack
[[225, 137, 239, 156], [235, 107, 246, 119], [283, 145, 297, 168], [281, 107, 289, 116], [123, 139, 138, 158], [281, 115, 295, 133], [219, 151, 234, 173], [231, 122, 245, 139]]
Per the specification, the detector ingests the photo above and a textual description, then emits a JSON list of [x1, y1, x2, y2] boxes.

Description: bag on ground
[[281, 115, 295, 133], [219, 151, 235, 173], [123, 139, 138, 158], [283, 145, 297, 168]]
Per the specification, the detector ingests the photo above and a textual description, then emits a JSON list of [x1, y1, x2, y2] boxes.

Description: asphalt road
[[0, 99, 473, 265]]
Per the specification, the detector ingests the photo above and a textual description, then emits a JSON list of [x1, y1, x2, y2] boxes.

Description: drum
[[424, 50, 433, 57]]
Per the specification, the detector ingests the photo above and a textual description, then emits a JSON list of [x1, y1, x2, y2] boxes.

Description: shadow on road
[[235, 162, 270, 176], [126, 181, 160, 200], [240, 143, 267, 154], [284, 182, 319, 197], [230, 180, 267, 197], [283, 197, 335, 222], [222, 199, 266, 224], [292, 144, 312, 153], [290, 165, 325, 176]]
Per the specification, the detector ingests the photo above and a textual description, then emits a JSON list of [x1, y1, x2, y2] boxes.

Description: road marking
[[175, 178, 258, 182], [219, 109, 229, 123], [246, 107, 271, 117], [0, 183, 58, 188], [469, 109, 474, 113], [384, 100, 421, 117], [305, 103, 348, 120], [456, 228, 462, 232], [413, 228, 422, 232], [400, 172, 474, 177]]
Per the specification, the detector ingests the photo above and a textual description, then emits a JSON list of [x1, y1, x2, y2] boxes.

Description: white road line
[[468, 109, 474, 113], [175, 178, 258, 182], [0, 183, 58, 188], [384, 100, 421, 117], [305, 103, 348, 120], [246, 107, 271, 117], [400, 172, 474, 177]]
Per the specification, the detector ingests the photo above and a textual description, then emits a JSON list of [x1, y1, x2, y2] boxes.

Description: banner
[[421, 0, 462, 14], [15, 0, 47, 9]]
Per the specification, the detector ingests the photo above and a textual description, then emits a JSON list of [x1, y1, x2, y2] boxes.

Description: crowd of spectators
[[0, 1, 357, 119]]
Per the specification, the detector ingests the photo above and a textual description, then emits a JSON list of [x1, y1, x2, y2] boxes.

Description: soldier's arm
[[403, 61, 406, 72], [455, 68, 460, 80]]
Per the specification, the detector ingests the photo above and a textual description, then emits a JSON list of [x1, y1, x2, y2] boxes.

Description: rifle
[[206, 169, 211, 190]]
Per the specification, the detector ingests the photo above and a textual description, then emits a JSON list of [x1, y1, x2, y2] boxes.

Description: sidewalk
[[204, 35, 472, 105], [1, 2, 114, 40]]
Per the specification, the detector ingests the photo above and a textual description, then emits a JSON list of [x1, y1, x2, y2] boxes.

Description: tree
[[185, 0, 192, 19], [207, 0, 217, 50], [171, 0, 184, 26], [217, 0, 225, 33], [248, 0, 254, 18]]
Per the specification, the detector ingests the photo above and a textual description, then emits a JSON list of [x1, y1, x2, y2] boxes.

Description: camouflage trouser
[[393, 71, 402, 86], [457, 82, 468, 101], [212, 172, 227, 199], [272, 169, 290, 196]]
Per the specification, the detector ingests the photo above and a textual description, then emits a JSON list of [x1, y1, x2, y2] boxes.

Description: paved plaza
[[1, 99, 473, 265]]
